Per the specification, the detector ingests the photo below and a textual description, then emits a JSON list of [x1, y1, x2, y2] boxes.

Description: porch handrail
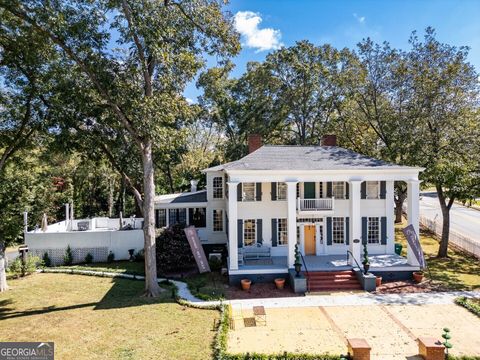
[[346, 249, 363, 272], [299, 251, 310, 293], [297, 197, 334, 211]]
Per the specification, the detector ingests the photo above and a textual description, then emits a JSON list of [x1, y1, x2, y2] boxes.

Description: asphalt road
[[420, 192, 480, 242]]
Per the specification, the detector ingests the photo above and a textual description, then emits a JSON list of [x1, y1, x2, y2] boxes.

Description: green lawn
[[396, 221, 480, 291], [56, 261, 145, 275], [0, 273, 218, 360]]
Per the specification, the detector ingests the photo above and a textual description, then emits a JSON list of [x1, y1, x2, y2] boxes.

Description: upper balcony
[[297, 197, 334, 215]]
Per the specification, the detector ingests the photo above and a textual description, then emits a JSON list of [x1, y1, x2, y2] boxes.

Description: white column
[[349, 180, 362, 265], [286, 181, 297, 268], [407, 179, 421, 266], [227, 182, 239, 270], [385, 181, 395, 254]]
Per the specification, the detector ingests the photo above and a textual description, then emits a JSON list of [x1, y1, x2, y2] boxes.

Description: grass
[[0, 273, 218, 360], [455, 297, 480, 318], [55, 261, 145, 275], [395, 221, 480, 291], [185, 272, 226, 301]]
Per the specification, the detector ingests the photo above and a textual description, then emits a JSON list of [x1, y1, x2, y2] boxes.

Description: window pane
[[156, 209, 166, 228], [213, 177, 223, 199], [277, 182, 287, 200], [189, 208, 206, 228], [243, 183, 255, 201], [332, 182, 345, 199], [332, 217, 345, 244], [277, 218, 288, 245], [366, 181, 379, 199], [169, 208, 186, 226], [213, 210, 223, 232], [367, 217, 380, 244], [243, 219, 256, 246]]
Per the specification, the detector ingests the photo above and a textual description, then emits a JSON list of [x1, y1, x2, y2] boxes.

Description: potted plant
[[294, 244, 302, 277], [375, 276, 382, 287], [362, 243, 370, 275], [241, 279, 251, 291], [274, 278, 285, 289], [413, 271, 424, 283]]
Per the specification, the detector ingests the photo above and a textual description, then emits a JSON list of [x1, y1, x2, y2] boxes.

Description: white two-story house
[[155, 135, 423, 288]]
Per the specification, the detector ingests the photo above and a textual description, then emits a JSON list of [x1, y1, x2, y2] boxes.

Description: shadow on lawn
[[0, 278, 176, 321]]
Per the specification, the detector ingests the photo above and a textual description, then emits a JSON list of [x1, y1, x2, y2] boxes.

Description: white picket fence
[[419, 215, 480, 258]]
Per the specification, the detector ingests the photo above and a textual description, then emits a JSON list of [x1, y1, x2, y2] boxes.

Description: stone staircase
[[305, 270, 363, 292]]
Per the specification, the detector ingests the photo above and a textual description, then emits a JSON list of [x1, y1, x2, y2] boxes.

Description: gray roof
[[205, 146, 417, 172], [155, 190, 207, 204]]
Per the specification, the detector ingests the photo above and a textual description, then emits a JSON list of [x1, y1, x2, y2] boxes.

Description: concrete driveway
[[420, 192, 480, 242]]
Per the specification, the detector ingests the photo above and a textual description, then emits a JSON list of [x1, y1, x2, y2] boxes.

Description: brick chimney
[[321, 135, 337, 146], [248, 134, 263, 153]]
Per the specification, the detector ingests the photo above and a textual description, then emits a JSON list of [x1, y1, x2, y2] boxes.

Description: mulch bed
[[374, 279, 445, 294], [225, 282, 299, 299]]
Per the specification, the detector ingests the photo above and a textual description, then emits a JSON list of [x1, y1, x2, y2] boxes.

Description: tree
[[1, 0, 239, 296], [407, 28, 480, 257], [0, 241, 7, 292]]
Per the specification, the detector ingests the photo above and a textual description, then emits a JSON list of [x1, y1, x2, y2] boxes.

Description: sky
[[184, 0, 480, 102]]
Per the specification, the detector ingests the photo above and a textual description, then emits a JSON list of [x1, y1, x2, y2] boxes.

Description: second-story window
[[332, 182, 345, 199], [366, 181, 380, 199], [277, 182, 287, 200], [213, 177, 223, 199], [243, 182, 255, 201]]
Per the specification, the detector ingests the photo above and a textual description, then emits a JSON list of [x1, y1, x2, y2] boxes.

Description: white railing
[[297, 197, 334, 211]]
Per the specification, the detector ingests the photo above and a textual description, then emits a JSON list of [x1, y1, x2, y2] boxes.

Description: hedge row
[[455, 296, 480, 318]]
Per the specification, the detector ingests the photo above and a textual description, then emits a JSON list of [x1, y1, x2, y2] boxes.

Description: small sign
[[184, 226, 210, 273], [0, 342, 54, 360], [402, 224, 426, 268]]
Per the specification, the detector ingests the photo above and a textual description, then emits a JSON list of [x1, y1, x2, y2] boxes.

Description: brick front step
[[305, 270, 363, 292]]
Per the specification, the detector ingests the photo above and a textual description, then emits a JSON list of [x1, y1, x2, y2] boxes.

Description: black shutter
[[271, 182, 277, 201], [188, 208, 193, 226], [362, 217, 368, 244], [237, 219, 243, 248], [255, 183, 262, 201], [326, 217, 332, 245], [361, 181, 367, 199], [271, 219, 278, 247], [256, 219, 263, 244], [381, 217, 387, 245], [237, 183, 242, 201], [380, 181, 386, 199], [345, 217, 350, 245], [345, 182, 350, 199], [327, 182, 332, 197]]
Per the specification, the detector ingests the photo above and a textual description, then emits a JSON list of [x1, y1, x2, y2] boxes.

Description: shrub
[[455, 296, 480, 318], [42, 252, 51, 267], [107, 251, 115, 263], [156, 224, 195, 273], [85, 253, 93, 264], [208, 256, 222, 272], [64, 245, 73, 266], [7, 255, 41, 277], [135, 249, 145, 262]]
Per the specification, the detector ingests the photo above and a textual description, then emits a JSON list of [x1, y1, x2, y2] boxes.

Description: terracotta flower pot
[[375, 276, 382, 287], [241, 279, 251, 291], [274, 278, 285, 289], [413, 272, 424, 283]]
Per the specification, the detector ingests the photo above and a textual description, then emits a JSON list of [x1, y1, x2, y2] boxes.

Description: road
[[420, 192, 480, 242]]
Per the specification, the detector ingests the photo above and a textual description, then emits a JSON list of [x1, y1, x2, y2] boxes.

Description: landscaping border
[[455, 296, 480, 318]]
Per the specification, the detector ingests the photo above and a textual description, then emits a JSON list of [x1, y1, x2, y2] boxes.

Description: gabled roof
[[154, 190, 207, 204], [204, 145, 420, 172]]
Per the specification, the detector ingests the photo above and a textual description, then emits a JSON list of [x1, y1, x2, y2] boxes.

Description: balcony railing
[[297, 197, 334, 212]]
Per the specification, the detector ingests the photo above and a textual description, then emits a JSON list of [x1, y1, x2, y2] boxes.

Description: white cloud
[[353, 13, 366, 24], [234, 11, 283, 52]]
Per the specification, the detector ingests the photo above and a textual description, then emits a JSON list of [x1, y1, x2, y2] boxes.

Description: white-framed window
[[277, 218, 288, 245], [277, 182, 287, 200], [155, 209, 167, 228], [332, 217, 345, 244], [242, 182, 255, 201], [213, 210, 223, 232], [243, 219, 256, 246], [332, 182, 345, 199], [213, 177, 223, 199], [367, 217, 380, 244], [366, 181, 380, 199]]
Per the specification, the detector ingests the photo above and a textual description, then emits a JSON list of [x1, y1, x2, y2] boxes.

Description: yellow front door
[[304, 225, 316, 255]]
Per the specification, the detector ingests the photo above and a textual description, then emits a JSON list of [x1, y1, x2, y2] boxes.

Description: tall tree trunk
[[141, 141, 162, 297], [0, 243, 8, 292], [436, 184, 452, 258], [394, 190, 407, 223]]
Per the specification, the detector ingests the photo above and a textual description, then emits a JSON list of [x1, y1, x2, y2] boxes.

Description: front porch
[[228, 253, 419, 275]]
